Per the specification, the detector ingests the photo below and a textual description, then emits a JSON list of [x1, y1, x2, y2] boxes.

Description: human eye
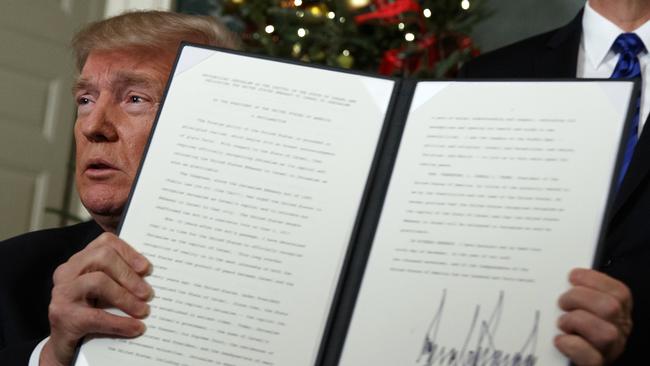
[[129, 95, 145, 103], [75, 94, 95, 114], [76, 95, 93, 106], [124, 91, 154, 105], [123, 91, 156, 115]]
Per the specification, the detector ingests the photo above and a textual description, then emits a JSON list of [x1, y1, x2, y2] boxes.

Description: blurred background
[[0, 0, 583, 240]]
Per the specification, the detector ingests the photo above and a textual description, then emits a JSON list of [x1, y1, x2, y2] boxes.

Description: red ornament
[[354, 0, 421, 25], [378, 33, 441, 76], [379, 48, 404, 75], [458, 35, 473, 50]]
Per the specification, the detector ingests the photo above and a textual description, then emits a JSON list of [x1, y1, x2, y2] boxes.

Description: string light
[[292, 43, 302, 56], [297, 28, 307, 37], [265, 25, 275, 33], [461, 0, 470, 10], [327, 11, 335, 19], [423, 8, 432, 18], [347, 0, 371, 9], [294, 0, 302, 6], [342, 49, 350, 56], [339, 16, 346, 23], [405, 33, 415, 42], [398, 22, 405, 30]]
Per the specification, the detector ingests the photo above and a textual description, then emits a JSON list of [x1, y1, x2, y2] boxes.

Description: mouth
[[83, 159, 119, 178], [88, 162, 113, 169]]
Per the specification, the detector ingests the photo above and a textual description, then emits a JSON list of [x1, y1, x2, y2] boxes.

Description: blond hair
[[72, 10, 241, 71]]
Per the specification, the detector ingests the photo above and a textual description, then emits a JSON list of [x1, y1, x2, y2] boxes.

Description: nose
[[77, 96, 119, 142]]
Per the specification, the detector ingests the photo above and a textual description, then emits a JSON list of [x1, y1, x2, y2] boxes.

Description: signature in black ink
[[417, 289, 539, 366]]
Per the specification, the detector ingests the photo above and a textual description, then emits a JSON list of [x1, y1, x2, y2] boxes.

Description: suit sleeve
[[0, 339, 41, 365]]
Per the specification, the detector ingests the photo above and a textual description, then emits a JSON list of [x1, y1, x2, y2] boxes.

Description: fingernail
[[556, 313, 569, 330], [137, 281, 153, 299], [138, 322, 147, 335], [142, 303, 151, 318], [569, 268, 585, 284], [134, 257, 149, 273]]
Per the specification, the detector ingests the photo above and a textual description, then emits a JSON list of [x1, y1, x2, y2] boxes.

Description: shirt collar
[[583, 1, 650, 68]]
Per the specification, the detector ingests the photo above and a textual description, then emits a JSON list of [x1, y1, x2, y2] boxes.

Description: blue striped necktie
[[611, 33, 645, 186]]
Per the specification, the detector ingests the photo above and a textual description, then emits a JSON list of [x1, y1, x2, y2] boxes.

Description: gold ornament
[[307, 4, 329, 17], [337, 53, 354, 69]]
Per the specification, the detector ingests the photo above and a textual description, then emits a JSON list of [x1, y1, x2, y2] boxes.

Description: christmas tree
[[178, 0, 489, 77]]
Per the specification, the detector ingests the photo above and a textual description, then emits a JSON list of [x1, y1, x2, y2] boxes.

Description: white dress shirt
[[578, 1, 650, 135], [28, 337, 47, 365]]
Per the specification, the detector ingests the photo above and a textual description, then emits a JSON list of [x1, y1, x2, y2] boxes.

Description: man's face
[[74, 49, 174, 229]]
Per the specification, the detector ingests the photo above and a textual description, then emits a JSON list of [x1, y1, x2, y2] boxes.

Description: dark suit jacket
[[461, 11, 649, 365], [0, 220, 103, 365]]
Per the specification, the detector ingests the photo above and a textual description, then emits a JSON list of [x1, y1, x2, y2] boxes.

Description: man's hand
[[555, 268, 633, 366], [40, 233, 153, 366]]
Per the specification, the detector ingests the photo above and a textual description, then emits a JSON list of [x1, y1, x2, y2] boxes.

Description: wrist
[[39, 340, 67, 366]]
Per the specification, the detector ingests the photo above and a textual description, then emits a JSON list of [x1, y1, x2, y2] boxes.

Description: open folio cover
[[74, 43, 638, 366]]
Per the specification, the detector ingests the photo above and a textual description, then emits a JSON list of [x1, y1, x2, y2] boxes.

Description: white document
[[76, 45, 394, 366], [74, 47, 634, 365], [338, 81, 633, 366]]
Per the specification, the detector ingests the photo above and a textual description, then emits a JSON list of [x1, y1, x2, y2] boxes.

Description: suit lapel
[[533, 11, 583, 78], [611, 114, 650, 217]]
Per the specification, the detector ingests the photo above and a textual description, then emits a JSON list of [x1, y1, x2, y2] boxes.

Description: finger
[[46, 310, 145, 366], [568, 269, 631, 308], [555, 334, 604, 366], [557, 309, 622, 354], [53, 243, 153, 301], [74, 272, 151, 318], [558, 286, 624, 324], [52, 306, 146, 339], [90, 233, 152, 275], [84, 307, 146, 337], [56, 233, 151, 283]]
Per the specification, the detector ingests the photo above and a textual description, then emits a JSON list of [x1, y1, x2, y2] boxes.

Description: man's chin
[[79, 193, 126, 232]]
